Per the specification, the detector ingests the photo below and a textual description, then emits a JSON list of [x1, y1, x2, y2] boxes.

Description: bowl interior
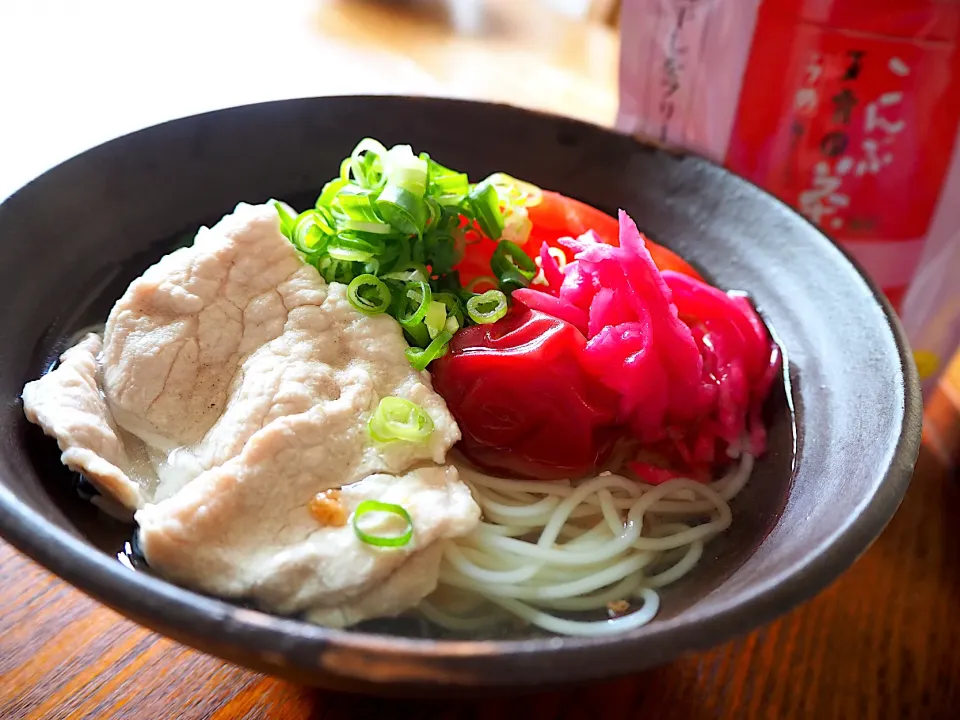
[[16, 199, 798, 636], [0, 97, 919, 687]]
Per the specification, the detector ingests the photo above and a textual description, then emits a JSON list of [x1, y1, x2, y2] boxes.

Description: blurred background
[[0, 0, 620, 199]]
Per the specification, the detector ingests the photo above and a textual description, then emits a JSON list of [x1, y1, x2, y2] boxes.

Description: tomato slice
[[454, 234, 498, 291], [525, 191, 703, 280], [454, 189, 703, 286]]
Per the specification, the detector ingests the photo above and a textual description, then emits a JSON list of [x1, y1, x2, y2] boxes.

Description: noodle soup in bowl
[[0, 97, 920, 693]]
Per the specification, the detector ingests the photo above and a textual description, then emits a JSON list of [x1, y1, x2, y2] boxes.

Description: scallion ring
[[291, 211, 327, 254], [405, 330, 452, 372], [402, 321, 430, 349], [316, 178, 348, 210], [368, 397, 435, 443], [381, 236, 412, 275], [318, 257, 353, 284], [382, 262, 429, 283], [422, 231, 459, 274], [376, 145, 429, 235], [312, 205, 337, 235], [377, 183, 427, 236], [424, 300, 448, 339], [334, 186, 392, 235], [383, 145, 428, 197], [275, 139, 555, 345], [326, 231, 384, 262], [347, 274, 391, 315], [327, 245, 374, 262], [467, 289, 508, 324], [271, 199, 298, 239], [349, 138, 388, 189], [424, 196, 443, 230], [397, 281, 432, 329], [352, 500, 414, 548], [467, 179, 506, 240], [432, 291, 466, 328], [491, 239, 537, 281], [424, 155, 469, 205], [485, 172, 543, 207], [501, 206, 533, 246], [498, 268, 532, 294], [333, 232, 385, 255]]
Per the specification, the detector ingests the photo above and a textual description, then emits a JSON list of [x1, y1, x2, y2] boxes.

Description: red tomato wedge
[[454, 190, 702, 285], [525, 191, 703, 280], [455, 235, 498, 291]]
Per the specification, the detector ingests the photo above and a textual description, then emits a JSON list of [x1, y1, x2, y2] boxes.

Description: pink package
[[617, 0, 960, 395]]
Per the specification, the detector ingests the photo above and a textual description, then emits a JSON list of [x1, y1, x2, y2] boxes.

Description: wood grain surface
[[2, 1, 960, 718]]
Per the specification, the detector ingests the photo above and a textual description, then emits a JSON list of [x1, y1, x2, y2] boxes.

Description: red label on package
[[725, 1, 960, 301]]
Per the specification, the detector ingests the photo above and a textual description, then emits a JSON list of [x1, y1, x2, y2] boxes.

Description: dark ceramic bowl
[[0, 97, 921, 695]]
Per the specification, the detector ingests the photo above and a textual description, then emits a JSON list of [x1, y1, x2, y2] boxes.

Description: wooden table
[[2, 1, 959, 717]]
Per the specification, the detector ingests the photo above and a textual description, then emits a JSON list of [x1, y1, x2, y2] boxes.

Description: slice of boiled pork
[[22, 202, 479, 627]]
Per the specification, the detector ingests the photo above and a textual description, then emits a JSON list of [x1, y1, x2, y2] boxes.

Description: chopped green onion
[[376, 146, 428, 235], [501, 206, 533, 245], [317, 256, 354, 284], [397, 281, 432, 329], [423, 154, 470, 206], [377, 184, 427, 236], [334, 186, 393, 234], [498, 268, 533, 294], [467, 289, 509, 324], [432, 291, 466, 328], [491, 240, 537, 281], [467, 179, 505, 240], [352, 499, 414, 548], [383, 263, 429, 283], [380, 236, 412, 275], [339, 157, 352, 182], [291, 211, 327, 255], [368, 397, 435, 443], [316, 178, 348, 210], [420, 231, 460, 275], [424, 300, 447, 340], [272, 199, 298, 238], [485, 172, 543, 208], [328, 246, 373, 262], [275, 139, 542, 350], [327, 233, 384, 261], [347, 274, 392, 315], [333, 185, 377, 213], [313, 205, 337, 235], [341, 220, 393, 236], [405, 330, 452, 371], [402, 320, 430, 349], [349, 138, 388, 189], [383, 145, 428, 197]]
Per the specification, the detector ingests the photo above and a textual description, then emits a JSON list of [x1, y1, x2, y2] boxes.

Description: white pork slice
[[22, 333, 149, 512], [22, 202, 479, 626]]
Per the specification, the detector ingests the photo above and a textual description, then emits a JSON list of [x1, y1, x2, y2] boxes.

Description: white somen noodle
[[421, 453, 754, 636]]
